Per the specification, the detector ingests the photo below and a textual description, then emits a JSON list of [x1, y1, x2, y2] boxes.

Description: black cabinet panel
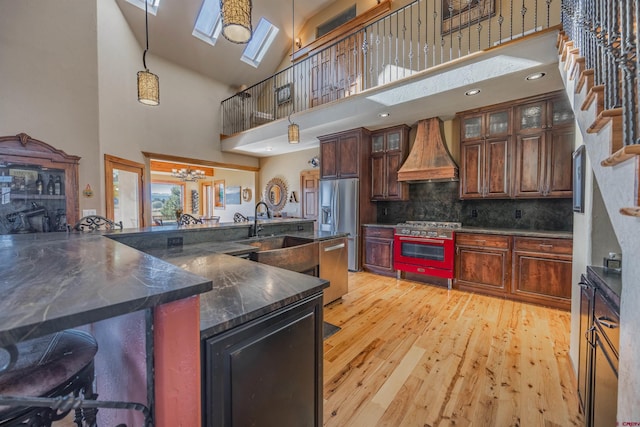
[[203, 294, 323, 427]]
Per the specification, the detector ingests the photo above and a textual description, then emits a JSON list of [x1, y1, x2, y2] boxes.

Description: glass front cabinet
[[0, 133, 80, 234]]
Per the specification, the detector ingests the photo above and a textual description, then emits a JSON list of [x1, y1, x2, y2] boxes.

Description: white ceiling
[[116, 1, 564, 159]]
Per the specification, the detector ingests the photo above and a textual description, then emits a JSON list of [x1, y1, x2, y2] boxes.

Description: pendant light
[[137, 0, 159, 106], [287, 0, 299, 144], [221, 0, 253, 44]]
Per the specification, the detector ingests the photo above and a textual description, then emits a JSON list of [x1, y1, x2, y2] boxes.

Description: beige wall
[[210, 168, 256, 222], [258, 147, 320, 217], [0, 0, 100, 215], [0, 0, 259, 222]]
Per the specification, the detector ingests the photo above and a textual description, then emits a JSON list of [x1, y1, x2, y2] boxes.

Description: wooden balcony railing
[[221, 0, 562, 136]]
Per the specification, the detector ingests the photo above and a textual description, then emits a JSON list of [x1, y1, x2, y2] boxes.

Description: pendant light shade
[[221, 0, 253, 44], [288, 122, 299, 144], [137, 70, 159, 106], [137, 0, 159, 106]]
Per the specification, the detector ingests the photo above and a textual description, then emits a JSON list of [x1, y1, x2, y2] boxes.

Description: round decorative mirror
[[263, 177, 288, 213]]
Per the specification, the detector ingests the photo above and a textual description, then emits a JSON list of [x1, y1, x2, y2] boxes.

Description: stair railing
[[221, 0, 560, 136]]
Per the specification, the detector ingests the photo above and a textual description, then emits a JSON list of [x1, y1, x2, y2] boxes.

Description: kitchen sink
[[236, 235, 319, 274]]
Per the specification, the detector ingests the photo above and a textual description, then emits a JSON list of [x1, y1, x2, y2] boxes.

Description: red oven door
[[393, 234, 455, 278]]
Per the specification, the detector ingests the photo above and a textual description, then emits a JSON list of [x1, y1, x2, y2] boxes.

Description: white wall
[[258, 147, 319, 217], [210, 168, 256, 222]]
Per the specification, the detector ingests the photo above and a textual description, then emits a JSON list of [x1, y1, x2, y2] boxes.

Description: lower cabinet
[[455, 233, 572, 308], [455, 233, 511, 298], [202, 293, 323, 427], [362, 226, 395, 276], [512, 236, 573, 310], [578, 271, 619, 427]]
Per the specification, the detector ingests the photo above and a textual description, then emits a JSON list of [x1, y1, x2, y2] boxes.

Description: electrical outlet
[[167, 236, 183, 248], [383, 208, 388, 215], [297, 225, 304, 231], [515, 209, 522, 219], [471, 209, 478, 218]]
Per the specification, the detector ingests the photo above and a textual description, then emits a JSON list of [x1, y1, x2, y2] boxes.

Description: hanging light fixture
[[171, 168, 206, 182], [137, 0, 159, 106], [287, 0, 299, 144], [221, 0, 253, 44]]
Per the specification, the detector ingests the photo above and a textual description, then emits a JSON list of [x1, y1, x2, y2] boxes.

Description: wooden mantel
[[292, 0, 392, 62]]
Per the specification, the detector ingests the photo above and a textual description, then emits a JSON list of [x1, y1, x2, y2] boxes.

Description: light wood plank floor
[[323, 272, 583, 427]]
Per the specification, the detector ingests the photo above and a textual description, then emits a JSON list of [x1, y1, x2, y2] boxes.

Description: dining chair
[[73, 215, 123, 232], [177, 213, 202, 225]]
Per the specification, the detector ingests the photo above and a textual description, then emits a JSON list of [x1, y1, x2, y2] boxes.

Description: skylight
[[192, 0, 223, 46], [241, 18, 279, 68], [127, 0, 160, 15]]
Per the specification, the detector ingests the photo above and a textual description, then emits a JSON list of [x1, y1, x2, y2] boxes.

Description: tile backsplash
[[377, 181, 573, 231]]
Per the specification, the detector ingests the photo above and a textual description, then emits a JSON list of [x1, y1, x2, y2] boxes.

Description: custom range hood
[[397, 117, 459, 182]]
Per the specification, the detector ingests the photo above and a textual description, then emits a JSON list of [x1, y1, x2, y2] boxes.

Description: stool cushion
[[0, 330, 97, 414]]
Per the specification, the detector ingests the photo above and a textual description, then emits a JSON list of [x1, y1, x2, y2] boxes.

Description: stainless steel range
[[393, 221, 462, 288]]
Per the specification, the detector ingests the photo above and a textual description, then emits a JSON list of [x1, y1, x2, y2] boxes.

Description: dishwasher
[[319, 237, 348, 304]]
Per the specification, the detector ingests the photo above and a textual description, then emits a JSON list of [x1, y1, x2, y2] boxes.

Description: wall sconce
[[295, 37, 302, 49]]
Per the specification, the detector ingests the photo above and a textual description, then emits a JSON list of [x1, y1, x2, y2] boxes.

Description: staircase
[[557, 3, 640, 421], [556, 34, 639, 220]]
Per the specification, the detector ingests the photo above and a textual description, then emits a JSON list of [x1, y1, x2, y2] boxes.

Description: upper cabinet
[[458, 91, 574, 200], [0, 133, 80, 234], [370, 125, 410, 201], [459, 107, 512, 199], [318, 128, 371, 180], [514, 95, 575, 198]]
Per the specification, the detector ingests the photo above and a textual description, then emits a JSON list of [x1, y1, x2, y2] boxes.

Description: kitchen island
[[0, 219, 332, 427]]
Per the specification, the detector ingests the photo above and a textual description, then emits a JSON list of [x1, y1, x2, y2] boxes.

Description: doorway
[[105, 154, 145, 228], [300, 169, 319, 228]]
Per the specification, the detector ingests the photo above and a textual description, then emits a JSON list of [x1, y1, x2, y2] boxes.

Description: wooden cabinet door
[[514, 133, 545, 197], [363, 226, 395, 276], [455, 233, 511, 297], [455, 246, 510, 296], [384, 150, 404, 199], [511, 237, 573, 310], [484, 138, 511, 198], [516, 100, 547, 134], [460, 141, 484, 198], [337, 134, 359, 178], [320, 139, 338, 179], [370, 153, 385, 199], [301, 170, 319, 223], [545, 127, 574, 197]]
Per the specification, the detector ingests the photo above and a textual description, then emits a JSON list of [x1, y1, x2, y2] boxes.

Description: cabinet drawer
[[363, 226, 394, 239], [456, 233, 510, 249], [514, 237, 572, 255]]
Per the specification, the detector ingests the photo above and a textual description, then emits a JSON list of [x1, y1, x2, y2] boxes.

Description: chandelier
[[171, 168, 206, 182]]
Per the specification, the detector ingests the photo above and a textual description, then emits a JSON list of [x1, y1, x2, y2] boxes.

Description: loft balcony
[[220, 0, 566, 157]]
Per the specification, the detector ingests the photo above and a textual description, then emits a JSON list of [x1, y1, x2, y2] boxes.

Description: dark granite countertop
[[362, 224, 397, 228], [0, 232, 212, 347], [586, 265, 621, 312], [458, 226, 573, 239], [148, 250, 329, 339]]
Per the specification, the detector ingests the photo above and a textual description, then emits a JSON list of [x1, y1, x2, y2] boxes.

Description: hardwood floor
[[322, 272, 583, 427]]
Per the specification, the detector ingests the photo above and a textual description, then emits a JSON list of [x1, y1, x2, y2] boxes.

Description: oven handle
[[396, 236, 446, 245]]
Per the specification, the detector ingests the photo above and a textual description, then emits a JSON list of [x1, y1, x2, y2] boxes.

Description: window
[[192, 0, 223, 46], [241, 18, 279, 68], [316, 5, 356, 38], [126, 0, 160, 15], [150, 182, 185, 223]]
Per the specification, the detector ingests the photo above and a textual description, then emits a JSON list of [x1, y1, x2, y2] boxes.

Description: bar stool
[[72, 216, 123, 232], [0, 330, 98, 426], [177, 213, 202, 225]]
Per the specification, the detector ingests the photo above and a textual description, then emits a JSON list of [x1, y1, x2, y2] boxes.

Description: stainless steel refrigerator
[[319, 178, 359, 271]]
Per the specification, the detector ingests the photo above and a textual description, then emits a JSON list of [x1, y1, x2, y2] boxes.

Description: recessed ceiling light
[[526, 72, 546, 81], [465, 89, 481, 96], [378, 112, 390, 118]]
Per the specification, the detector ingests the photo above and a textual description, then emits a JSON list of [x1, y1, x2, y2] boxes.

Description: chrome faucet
[[251, 201, 271, 237]]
